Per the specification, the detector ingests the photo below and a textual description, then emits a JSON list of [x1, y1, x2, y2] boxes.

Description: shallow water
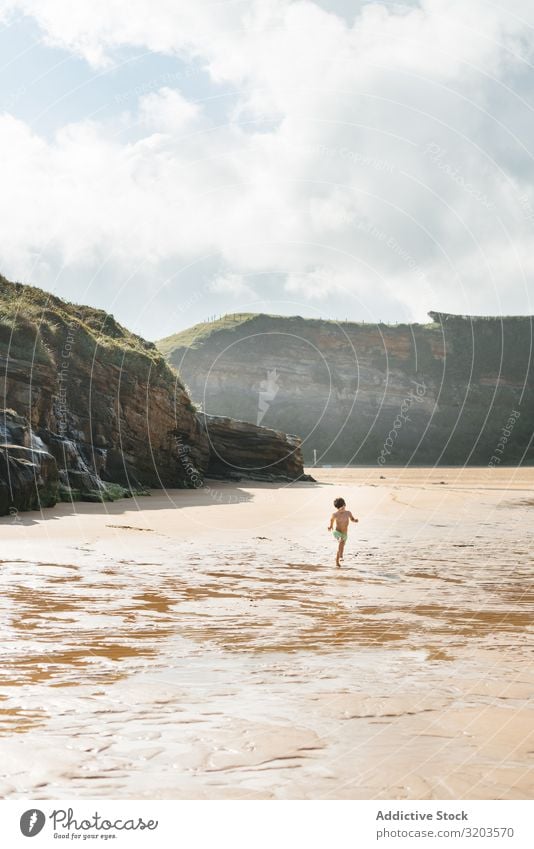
[[0, 468, 533, 799]]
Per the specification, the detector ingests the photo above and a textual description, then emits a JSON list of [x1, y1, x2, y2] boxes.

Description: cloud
[[0, 0, 533, 334], [285, 267, 348, 299], [209, 273, 255, 297], [139, 87, 200, 132]]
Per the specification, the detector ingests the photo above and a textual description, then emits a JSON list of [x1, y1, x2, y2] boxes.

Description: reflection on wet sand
[[0, 705, 47, 735], [0, 468, 532, 799]]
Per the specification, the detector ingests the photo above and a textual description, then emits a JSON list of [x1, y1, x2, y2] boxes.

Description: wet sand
[[0, 467, 533, 799]]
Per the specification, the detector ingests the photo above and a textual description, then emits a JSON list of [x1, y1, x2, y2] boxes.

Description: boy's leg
[[336, 539, 343, 566], [339, 539, 345, 561]]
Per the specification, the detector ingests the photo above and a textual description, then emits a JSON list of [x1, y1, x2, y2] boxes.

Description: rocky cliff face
[[199, 414, 312, 481], [0, 411, 59, 515], [158, 312, 534, 466], [0, 278, 308, 514], [0, 276, 207, 498]]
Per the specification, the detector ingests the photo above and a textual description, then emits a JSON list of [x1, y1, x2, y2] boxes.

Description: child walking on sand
[[328, 497, 358, 567]]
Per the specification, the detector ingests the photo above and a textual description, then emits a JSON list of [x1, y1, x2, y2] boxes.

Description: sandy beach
[[0, 467, 533, 800]]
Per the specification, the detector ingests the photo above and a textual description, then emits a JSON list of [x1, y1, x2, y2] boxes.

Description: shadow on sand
[[0, 478, 316, 526]]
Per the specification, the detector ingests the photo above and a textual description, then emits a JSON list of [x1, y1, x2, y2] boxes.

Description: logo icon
[[257, 368, 280, 425], [20, 810, 46, 837]]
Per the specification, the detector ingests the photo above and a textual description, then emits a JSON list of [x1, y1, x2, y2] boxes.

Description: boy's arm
[[349, 512, 358, 523], [328, 513, 335, 530]]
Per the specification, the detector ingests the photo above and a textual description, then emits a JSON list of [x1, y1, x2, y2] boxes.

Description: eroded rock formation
[[0, 411, 58, 515], [199, 413, 313, 481], [158, 311, 534, 465], [0, 278, 309, 514]]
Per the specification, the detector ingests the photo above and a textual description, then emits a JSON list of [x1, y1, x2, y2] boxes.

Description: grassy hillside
[[0, 274, 173, 376], [156, 312, 426, 357], [157, 313, 261, 355]]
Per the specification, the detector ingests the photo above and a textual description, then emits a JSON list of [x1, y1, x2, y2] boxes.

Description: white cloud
[[209, 273, 255, 297], [0, 0, 533, 331], [0, 0, 248, 67], [285, 267, 347, 299], [139, 87, 200, 133]]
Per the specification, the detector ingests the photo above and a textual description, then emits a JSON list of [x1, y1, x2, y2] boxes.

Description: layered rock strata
[[0, 278, 309, 514], [199, 413, 313, 481], [158, 311, 534, 466]]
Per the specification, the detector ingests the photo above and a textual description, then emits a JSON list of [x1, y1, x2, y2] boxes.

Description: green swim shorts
[[332, 530, 348, 543]]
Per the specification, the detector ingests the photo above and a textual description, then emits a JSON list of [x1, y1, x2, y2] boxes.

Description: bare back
[[333, 508, 354, 532]]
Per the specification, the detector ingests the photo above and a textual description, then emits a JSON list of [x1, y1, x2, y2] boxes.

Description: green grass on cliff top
[[157, 313, 263, 354], [0, 274, 171, 372], [157, 310, 534, 357], [157, 311, 435, 356]]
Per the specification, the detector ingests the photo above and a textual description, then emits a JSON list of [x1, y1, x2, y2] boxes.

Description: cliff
[[0, 278, 308, 514], [158, 311, 534, 466], [199, 414, 311, 482]]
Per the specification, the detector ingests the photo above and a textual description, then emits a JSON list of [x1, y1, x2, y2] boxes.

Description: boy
[[328, 497, 358, 567]]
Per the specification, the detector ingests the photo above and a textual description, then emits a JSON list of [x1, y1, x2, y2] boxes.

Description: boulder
[[0, 443, 58, 513], [198, 414, 314, 482]]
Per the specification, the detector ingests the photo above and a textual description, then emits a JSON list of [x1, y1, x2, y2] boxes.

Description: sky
[[0, 0, 534, 340]]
